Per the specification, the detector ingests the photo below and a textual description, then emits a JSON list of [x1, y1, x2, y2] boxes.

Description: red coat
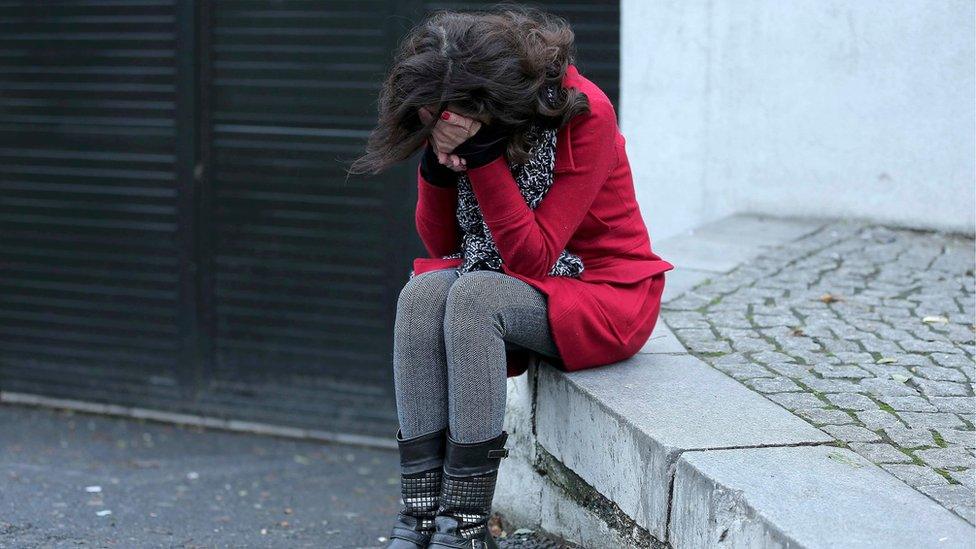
[[411, 64, 674, 377]]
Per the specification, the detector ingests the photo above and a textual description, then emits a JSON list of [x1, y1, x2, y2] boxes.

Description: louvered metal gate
[[0, 1, 619, 438]]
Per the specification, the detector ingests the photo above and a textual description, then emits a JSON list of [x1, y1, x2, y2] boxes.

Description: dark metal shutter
[[0, 1, 188, 406], [199, 1, 412, 437]]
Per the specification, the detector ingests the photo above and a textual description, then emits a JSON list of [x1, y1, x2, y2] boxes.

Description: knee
[[444, 272, 505, 333], [396, 270, 453, 313]]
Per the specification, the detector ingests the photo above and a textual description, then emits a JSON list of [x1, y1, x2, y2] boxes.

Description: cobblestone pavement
[[663, 222, 976, 524]]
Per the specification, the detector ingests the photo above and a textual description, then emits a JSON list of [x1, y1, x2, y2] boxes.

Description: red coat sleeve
[[414, 163, 461, 258], [464, 100, 618, 279]]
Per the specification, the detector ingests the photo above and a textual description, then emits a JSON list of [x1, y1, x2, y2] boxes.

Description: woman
[[351, 7, 673, 549]]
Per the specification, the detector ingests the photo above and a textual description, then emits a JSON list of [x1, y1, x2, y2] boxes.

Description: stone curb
[[671, 445, 974, 548], [495, 214, 976, 548]]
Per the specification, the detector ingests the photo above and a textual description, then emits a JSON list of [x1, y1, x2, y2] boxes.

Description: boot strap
[[390, 524, 430, 546]]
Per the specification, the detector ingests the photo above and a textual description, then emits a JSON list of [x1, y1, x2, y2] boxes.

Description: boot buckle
[[487, 448, 508, 459]]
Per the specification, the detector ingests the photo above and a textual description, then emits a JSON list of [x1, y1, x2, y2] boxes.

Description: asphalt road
[[0, 403, 406, 548]]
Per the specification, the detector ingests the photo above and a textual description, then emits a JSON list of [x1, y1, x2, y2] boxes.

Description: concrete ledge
[[535, 353, 831, 541], [495, 215, 976, 548], [671, 446, 974, 548], [495, 369, 657, 548], [653, 215, 826, 274]]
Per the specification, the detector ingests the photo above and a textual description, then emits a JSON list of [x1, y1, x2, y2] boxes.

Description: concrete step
[[672, 445, 974, 548], [534, 352, 831, 541]]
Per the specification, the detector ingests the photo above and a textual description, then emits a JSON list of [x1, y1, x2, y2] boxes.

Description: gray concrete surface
[[652, 216, 825, 274], [495, 370, 666, 549], [671, 446, 974, 549], [534, 352, 831, 541]]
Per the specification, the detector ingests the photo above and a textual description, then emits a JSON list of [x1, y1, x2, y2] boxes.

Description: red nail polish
[[441, 111, 451, 120]]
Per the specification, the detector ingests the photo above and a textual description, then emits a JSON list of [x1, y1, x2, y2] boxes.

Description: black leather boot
[[428, 431, 509, 549], [387, 428, 447, 549]]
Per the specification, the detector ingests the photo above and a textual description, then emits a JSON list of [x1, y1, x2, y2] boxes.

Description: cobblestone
[[882, 464, 950, 487], [664, 222, 976, 523], [877, 395, 939, 412], [765, 392, 826, 410], [822, 424, 883, 442], [825, 392, 879, 410], [848, 442, 913, 464], [796, 408, 856, 425]]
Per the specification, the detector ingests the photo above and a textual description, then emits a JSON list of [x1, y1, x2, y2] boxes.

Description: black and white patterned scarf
[[415, 85, 585, 280]]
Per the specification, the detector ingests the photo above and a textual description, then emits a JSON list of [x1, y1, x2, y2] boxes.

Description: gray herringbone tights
[[393, 269, 559, 443]]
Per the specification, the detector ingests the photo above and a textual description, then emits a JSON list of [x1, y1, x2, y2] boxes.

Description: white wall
[[621, 0, 975, 240]]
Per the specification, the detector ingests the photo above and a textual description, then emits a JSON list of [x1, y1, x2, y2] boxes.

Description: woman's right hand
[[419, 107, 482, 171]]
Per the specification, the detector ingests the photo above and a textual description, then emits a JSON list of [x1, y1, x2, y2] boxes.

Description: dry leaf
[[922, 315, 949, 324], [819, 293, 842, 304], [876, 357, 898, 364]]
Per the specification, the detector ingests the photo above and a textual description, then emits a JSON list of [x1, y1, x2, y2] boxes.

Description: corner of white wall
[[620, 0, 976, 237]]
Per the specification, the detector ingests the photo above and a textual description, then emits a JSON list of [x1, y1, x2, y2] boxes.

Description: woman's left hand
[[420, 107, 481, 171]]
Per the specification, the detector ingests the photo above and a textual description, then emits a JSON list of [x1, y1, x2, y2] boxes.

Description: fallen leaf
[[791, 327, 806, 337], [488, 515, 504, 536], [922, 315, 949, 324], [876, 357, 898, 364], [891, 373, 911, 383], [819, 293, 842, 304], [95, 510, 112, 517]]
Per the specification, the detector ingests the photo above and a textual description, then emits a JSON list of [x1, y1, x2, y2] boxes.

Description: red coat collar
[[555, 64, 581, 172]]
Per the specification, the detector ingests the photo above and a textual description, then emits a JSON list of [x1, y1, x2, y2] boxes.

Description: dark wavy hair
[[348, 5, 590, 175]]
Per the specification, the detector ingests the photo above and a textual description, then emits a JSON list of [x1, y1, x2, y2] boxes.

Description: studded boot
[[428, 431, 509, 549], [387, 428, 447, 549]]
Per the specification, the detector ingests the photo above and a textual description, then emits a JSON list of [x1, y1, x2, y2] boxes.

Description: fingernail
[[441, 111, 451, 120]]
